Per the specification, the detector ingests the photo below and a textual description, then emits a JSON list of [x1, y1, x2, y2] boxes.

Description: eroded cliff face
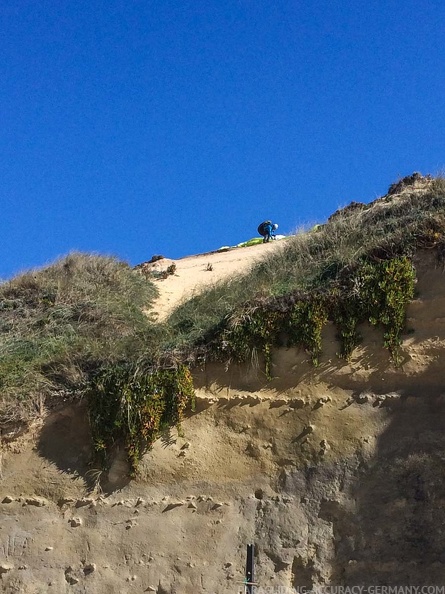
[[1, 251, 445, 593]]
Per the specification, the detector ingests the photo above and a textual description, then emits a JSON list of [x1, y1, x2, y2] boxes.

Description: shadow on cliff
[[193, 319, 444, 401], [333, 392, 445, 585], [36, 402, 130, 494]]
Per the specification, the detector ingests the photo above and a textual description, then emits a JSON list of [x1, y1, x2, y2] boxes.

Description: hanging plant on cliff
[[360, 256, 416, 361], [286, 294, 328, 366], [221, 305, 284, 380], [88, 363, 195, 474], [330, 256, 416, 362]]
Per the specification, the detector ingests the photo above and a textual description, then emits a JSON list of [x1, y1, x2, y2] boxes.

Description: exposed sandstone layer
[[1, 250, 445, 592]]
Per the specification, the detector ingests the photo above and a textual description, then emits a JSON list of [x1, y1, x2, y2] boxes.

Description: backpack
[[257, 220, 271, 236]]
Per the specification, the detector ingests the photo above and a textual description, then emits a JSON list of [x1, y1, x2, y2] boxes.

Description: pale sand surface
[[149, 239, 286, 319]]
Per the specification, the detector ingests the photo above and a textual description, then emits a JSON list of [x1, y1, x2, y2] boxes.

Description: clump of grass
[[0, 252, 159, 425]]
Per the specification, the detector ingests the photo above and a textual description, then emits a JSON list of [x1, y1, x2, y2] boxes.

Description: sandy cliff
[[2, 245, 445, 592]]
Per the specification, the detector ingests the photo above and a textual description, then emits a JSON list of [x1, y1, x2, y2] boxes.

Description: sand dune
[[141, 239, 285, 319]]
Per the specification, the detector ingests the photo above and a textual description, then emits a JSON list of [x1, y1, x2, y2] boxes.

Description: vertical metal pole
[[245, 543, 255, 594]]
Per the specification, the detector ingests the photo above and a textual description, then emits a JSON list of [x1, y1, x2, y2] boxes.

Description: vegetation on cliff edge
[[2, 173, 445, 470]]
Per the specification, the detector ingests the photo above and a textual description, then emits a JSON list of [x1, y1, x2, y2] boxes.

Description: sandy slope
[[140, 239, 285, 319]]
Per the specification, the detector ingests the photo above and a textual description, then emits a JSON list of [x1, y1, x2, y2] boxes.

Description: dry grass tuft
[[0, 252, 159, 424]]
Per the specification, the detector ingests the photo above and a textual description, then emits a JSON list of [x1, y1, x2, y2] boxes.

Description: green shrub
[[87, 363, 195, 473]]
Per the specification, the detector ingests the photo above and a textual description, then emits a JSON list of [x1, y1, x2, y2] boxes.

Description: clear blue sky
[[1, 0, 444, 279]]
